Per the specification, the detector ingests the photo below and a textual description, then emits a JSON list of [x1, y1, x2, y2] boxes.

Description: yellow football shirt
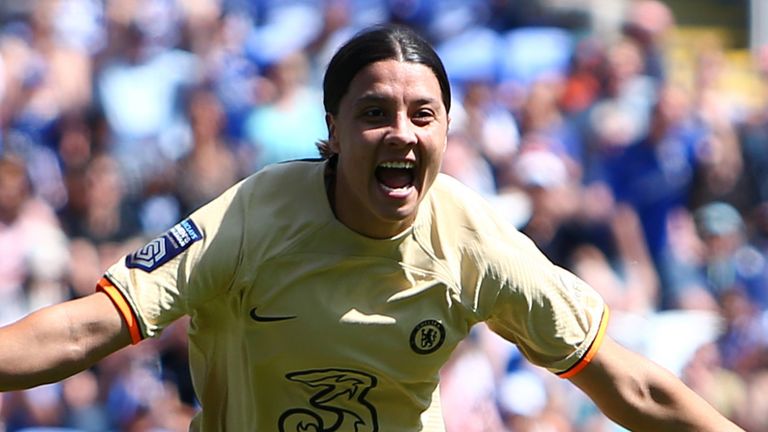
[[100, 159, 607, 431]]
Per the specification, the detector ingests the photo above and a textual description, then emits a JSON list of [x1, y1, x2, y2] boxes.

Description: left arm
[[569, 336, 743, 431]]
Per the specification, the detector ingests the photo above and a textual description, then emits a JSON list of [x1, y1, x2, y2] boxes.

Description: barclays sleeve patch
[[125, 218, 203, 272]]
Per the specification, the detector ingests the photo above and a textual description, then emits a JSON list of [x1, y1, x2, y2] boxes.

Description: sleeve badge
[[125, 219, 203, 272]]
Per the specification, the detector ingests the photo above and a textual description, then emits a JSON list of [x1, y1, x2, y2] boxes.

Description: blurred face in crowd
[[0, 159, 30, 223], [327, 59, 449, 238]]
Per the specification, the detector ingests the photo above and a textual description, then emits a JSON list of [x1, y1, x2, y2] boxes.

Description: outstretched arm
[[0, 291, 131, 391], [569, 336, 743, 431]]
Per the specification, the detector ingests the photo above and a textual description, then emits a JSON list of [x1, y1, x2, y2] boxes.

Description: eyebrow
[[353, 93, 441, 107]]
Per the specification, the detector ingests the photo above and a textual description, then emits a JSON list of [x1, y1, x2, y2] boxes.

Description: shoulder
[[423, 174, 538, 259], [235, 159, 331, 244], [427, 174, 508, 231], [236, 159, 326, 203], [247, 158, 325, 184], [430, 174, 486, 208], [191, 159, 328, 238]]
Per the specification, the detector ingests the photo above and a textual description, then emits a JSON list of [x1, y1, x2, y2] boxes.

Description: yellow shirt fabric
[[103, 159, 606, 431]]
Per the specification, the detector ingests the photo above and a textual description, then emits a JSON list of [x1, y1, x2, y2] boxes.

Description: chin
[[367, 183, 426, 231], [375, 201, 419, 226]]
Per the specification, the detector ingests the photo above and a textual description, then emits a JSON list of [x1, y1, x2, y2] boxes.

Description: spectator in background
[[58, 153, 141, 244], [595, 85, 708, 308], [693, 201, 768, 311], [569, 204, 659, 315], [560, 37, 606, 116], [1, 382, 67, 431], [0, 155, 68, 325], [0, 25, 69, 209], [455, 80, 520, 188], [439, 331, 506, 432], [739, 46, 768, 229], [60, 369, 111, 432], [682, 342, 747, 426], [715, 288, 768, 376], [0, 155, 72, 432], [243, 50, 327, 170], [441, 129, 497, 198], [496, 348, 570, 432], [687, 49, 750, 212], [514, 145, 579, 260], [66, 238, 106, 300], [199, 10, 263, 146], [621, 0, 675, 82], [95, 1, 198, 195], [516, 77, 584, 168], [175, 86, 241, 216], [56, 110, 97, 174], [512, 140, 617, 275], [590, 36, 658, 147]]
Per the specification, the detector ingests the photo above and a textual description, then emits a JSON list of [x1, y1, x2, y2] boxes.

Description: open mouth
[[375, 161, 416, 192]]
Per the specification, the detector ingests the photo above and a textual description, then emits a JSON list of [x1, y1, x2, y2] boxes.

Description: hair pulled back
[[322, 24, 452, 116]]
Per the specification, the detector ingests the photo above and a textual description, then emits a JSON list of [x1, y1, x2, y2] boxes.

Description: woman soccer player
[[0, 24, 743, 431]]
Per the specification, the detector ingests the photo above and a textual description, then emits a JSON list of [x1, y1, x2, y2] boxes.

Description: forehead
[[342, 60, 444, 107]]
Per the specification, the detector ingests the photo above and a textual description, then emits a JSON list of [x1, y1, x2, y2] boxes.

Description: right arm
[[0, 291, 131, 391], [569, 336, 744, 431]]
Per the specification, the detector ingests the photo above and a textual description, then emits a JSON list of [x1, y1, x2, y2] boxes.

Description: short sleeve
[[422, 174, 609, 378], [483, 233, 608, 378], [102, 182, 246, 340]]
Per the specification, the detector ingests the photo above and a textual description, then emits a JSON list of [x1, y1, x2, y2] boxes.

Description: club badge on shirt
[[125, 219, 202, 272], [410, 319, 446, 354]]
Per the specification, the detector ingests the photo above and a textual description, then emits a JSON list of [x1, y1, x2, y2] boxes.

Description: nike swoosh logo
[[249, 307, 297, 322]]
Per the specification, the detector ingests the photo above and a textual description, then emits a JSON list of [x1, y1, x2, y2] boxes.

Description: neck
[[325, 159, 414, 239]]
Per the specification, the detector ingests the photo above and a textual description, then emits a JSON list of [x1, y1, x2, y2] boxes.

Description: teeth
[[379, 161, 414, 169]]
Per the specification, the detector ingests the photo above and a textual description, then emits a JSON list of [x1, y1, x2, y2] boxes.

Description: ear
[[325, 113, 340, 153]]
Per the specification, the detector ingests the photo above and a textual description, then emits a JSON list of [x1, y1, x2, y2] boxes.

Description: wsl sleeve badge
[[125, 219, 203, 272]]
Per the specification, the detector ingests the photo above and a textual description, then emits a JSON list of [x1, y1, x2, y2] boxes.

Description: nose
[[384, 113, 417, 147]]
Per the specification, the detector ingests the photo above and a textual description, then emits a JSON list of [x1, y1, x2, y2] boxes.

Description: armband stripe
[[557, 304, 610, 379], [96, 277, 143, 345]]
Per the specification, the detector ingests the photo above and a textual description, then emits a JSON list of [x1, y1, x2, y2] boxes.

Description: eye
[[362, 107, 386, 118], [412, 109, 435, 125]]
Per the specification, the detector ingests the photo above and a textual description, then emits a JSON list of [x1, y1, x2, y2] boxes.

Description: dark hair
[[322, 24, 451, 116]]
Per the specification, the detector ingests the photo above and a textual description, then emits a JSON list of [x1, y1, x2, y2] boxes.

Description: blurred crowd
[[0, 0, 766, 431]]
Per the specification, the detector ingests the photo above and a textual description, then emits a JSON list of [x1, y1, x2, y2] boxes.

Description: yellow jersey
[[99, 159, 607, 431]]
